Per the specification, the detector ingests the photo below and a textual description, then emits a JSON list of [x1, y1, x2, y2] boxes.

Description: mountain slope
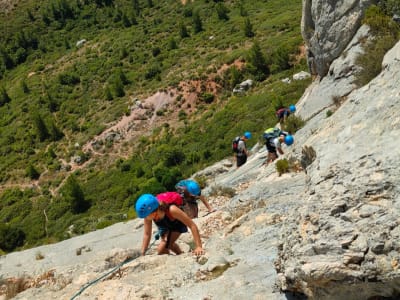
[[0, 0, 308, 250]]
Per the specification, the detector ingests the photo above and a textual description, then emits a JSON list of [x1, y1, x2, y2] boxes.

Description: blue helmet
[[176, 179, 201, 196], [135, 194, 159, 218], [284, 135, 294, 146], [289, 105, 296, 113], [244, 131, 252, 139]]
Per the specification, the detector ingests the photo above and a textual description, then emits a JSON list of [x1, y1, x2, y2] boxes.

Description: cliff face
[[2, 3, 400, 300], [302, 0, 373, 77], [276, 39, 400, 299]]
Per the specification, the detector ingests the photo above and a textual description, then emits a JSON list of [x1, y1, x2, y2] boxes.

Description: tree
[[193, 11, 203, 33], [105, 85, 113, 101], [179, 22, 189, 38], [26, 164, 40, 180], [132, 0, 140, 16], [48, 118, 64, 141], [62, 175, 90, 214], [21, 80, 30, 94], [216, 3, 229, 21], [168, 37, 178, 50], [113, 77, 125, 97], [244, 17, 254, 37], [247, 41, 269, 81], [0, 47, 14, 69], [122, 13, 131, 27], [239, 0, 247, 17], [33, 113, 49, 142], [0, 87, 11, 106], [0, 225, 26, 252], [223, 66, 242, 90]]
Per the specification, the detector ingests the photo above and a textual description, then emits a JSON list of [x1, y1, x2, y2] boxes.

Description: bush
[[0, 224, 26, 252], [200, 92, 214, 104], [355, 5, 400, 86], [58, 72, 81, 85], [144, 65, 161, 80], [26, 164, 40, 180], [283, 115, 305, 134], [0, 87, 11, 107], [61, 175, 90, 214], [275, 159, 289, 176]]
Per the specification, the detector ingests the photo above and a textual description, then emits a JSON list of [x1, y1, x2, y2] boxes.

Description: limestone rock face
[[276, 41, 400, 299], [302, 0, 373, 77]]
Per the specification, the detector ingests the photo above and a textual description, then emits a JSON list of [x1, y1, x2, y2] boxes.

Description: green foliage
[[216, 3, 230, 21], [32, 112, 50, 142], [61, 175, 90, 214], [378, 0, 400, 15], [0, 0, 307, 251], [0, 224, 26, 252], [144, 65, 161, 80], [355, 5, 400, 86], [58, 72, 81, 85], [247, 41, 269, 81], [179, 21, 190, 38], [168, 38, 178, 50], [244, 18, 254, 37], [283, 115, 305, 134], [200, 92, 214, 104], [193, 11, 203, 33], [275, 158, 289, 176], [0, 87, 11, 106], [26, 164, 40, 180]]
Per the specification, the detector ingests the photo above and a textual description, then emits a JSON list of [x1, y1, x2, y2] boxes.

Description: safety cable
[[70, 231, 160, 300]]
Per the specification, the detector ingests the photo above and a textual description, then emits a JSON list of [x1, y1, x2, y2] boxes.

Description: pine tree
[[216, 3, 229, 21], [114, 77, 125, 97], [33, 113, 49, 142], [26, 164, 40, 180], [105, 86, 113, 101], [63, 175, 89, 214], [248, 41, 269, 81], [193, 11, 203, 33], [48, 118, 64, 141], [244, 17, 254, 37], [179, 22, 189, 38], [132, 0, 140, 16], [0, 87, 11, 106]]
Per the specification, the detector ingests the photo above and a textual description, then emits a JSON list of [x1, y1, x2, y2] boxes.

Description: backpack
[[275, 108, 286, 118], [263, 127, 286, 140], [232, 136, 242, 153], [156, 192, 183, 206]]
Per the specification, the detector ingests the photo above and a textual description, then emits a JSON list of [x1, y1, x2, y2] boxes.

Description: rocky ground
[[1, 23, 400, 300]]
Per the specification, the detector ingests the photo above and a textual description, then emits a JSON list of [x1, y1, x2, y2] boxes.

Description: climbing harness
[[70, 231, 160, 300]]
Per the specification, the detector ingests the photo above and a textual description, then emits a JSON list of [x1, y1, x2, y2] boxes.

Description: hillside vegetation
[[0, 0, 311, 252]]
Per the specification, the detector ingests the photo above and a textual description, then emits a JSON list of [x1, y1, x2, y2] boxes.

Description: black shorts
[[154, 217, 188, 237], [266, 141, 277, 154], [237, 154, 247, 167]]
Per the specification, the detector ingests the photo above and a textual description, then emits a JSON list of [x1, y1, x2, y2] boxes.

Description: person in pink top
[[135, 192, 204, 256]]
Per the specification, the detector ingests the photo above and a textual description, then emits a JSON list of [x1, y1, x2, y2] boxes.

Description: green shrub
[[200, 92, 214, 103], [355, 5, 400, 86], [283, 115, 305, 134], [0, 224, 26, 252], [58, 72, 81, 85], [26, 164, 40, 180], [0, 87, 11, 107], [275, 158, 289, 176]]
